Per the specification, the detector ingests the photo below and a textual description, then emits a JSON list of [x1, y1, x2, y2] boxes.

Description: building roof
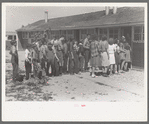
[[6, 31, 16, 35], [16, 7, 144, 32]]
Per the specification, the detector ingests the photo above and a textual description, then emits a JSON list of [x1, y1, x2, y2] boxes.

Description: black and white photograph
[[2, 2, 147, 121]]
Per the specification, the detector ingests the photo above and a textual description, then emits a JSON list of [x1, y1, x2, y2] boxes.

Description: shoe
[[102, 74, 109, 77], [91, 74, 96, 78]]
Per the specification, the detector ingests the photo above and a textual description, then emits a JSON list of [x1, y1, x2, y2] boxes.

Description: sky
[[6, 6, 107, 32]]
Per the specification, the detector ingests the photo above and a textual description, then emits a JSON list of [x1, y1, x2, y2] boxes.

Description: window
[[14, 35, 16, 40], [99, 28, 107, 40], [66, 30, 74, 39], [22, 32, 28, 39], [51, 30, 60, 38], [142, 26, 144, 41], [8, 35, 13, 40], [88, 29, 95, 35], [134, 26, 142, 41], [109, 28, 118, 39], [80, 29, 87, 39], [29, 32, 34, 38]]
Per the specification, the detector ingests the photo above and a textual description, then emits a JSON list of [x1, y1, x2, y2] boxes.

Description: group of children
[[24, 35, 86, 80], [10, 32, 132, 81], [79, 34, 132, 78]]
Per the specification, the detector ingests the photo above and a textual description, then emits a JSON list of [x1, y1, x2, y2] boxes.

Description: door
[[74, 29, 80, 42]]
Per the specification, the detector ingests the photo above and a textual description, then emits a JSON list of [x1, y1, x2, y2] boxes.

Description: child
[[25, 43, 32, 80], [124, 44, 132, 71], [90, 34, 100, 78], [78, 41, 84, 73], [119, 42, 126, 72], [46, 42, 55, 76], [56, 44, 63, 75], [73, 40, 80, 74], [31, 42, 39, 78], [108, 38, 116, 75], [100, 35, 110, 77], [114, 39, 121, 74]]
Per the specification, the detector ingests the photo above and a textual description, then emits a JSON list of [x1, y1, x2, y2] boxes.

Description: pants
[[73, 51, 79, 74], [40, 58, 46, 71], [79, 56, 84, 72], [68, 52, 74, 74], [84, 49, 90, 70], [46, 59, 55, 76], [25, 61, 32, 80], [63, 54, 68, 73], [12, 62, 18, 81], [32, 60, 38, 78], [54, 58, 60, 76]]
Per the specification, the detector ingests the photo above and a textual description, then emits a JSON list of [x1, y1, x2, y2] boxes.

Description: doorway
[[121, 26, 132, 45]]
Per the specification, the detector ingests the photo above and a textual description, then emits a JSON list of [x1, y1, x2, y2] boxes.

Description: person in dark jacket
[[63, 39, 68, 74], [73, 40, 80, 74], [78, 41, 84, 73], [9, 40, 19, 81]]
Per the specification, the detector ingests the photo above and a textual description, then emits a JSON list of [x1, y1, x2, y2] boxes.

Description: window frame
[[134, 25, 144, 42], [22, 32, 28, 39], [109, 28, 119, 39]]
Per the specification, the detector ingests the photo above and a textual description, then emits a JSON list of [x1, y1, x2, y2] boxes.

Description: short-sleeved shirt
[[10, 45, 18, 64], [100, 40, 109, 52], [108, 44, 115, 54], [39, 45, 47, 59], [90, 40, 99, 57], [25, 49, 31, 62]]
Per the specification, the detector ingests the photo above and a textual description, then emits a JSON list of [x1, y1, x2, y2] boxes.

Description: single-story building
[[16, 7, 144, 67]]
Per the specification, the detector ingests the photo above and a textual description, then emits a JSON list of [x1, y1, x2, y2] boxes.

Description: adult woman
[[100, 35, 110, 77], [90, 34, 100, 78], [9, 40, 19, 81]]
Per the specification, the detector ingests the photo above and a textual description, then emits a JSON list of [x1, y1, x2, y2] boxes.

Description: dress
[[125, 50, 131, 62], [100, 40, 110, 67], [90, 40, 100, 67], [114, 44, 121, 64], [119, 47, 126, 61], [108, 44, 116, 65]]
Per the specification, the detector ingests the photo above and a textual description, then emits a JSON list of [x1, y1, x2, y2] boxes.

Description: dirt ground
[[5, 51, 144, 102]]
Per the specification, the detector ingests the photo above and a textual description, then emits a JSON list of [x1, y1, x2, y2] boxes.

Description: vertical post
[[131, 26, 134, 51], [107, 28, 109, 40], [98, 28, 100, 41], [16, 33, 19, 50], [118, 27, 121, 40], [131, 26, 134, 66]]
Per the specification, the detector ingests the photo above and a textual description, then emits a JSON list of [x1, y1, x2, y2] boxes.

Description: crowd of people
[[9, 33, 132, 82]]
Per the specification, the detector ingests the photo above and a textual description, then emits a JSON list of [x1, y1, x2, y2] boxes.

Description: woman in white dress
[[108, 38, 116, 75]]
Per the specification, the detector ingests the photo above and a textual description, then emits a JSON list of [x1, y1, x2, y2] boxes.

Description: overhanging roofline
[[16, 21, 144, 32]]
